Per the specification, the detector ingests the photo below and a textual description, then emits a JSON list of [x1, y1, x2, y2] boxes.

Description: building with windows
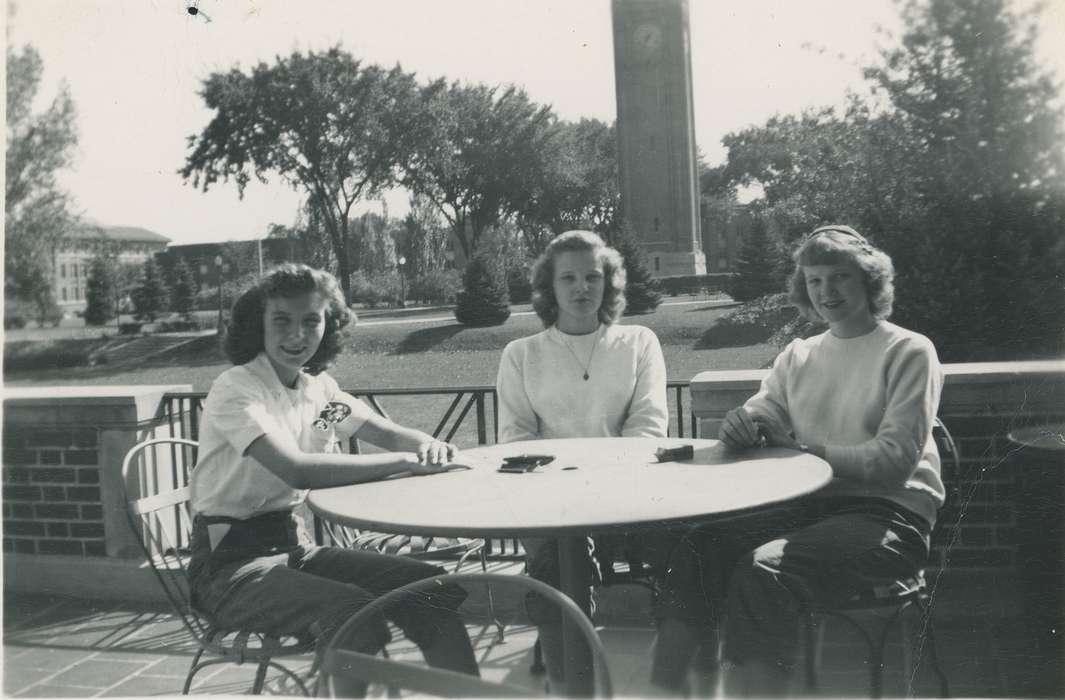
[[53, 225, 169, 313]]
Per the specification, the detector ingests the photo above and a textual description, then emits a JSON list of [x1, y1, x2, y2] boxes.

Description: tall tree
[[180, 47, 438, 301], [83, 255, 116, 326], [5, 32, 79, 320], [405, 83, 558, 261], [130, 258, 170, 322], [864, 0, 1065, 358], [515, 118, 620, 255], [170, 257, 198, 318], [717, 0, 1065, 360], [729, 219, 787, 302]]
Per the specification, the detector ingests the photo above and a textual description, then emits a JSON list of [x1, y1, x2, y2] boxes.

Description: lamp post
[[214, 255, 229, 334], [397, 256, 407, 308]]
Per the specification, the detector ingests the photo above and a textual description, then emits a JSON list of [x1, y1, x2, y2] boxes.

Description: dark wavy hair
[[787, 225, 895, 322], [223, 263, 354, 375], [530, 230, 627, 327]]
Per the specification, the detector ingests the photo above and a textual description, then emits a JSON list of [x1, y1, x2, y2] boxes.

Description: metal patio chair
[[801, 417, 955, 697], [121, 437, 317, 695], [318, 572, 615, 698]]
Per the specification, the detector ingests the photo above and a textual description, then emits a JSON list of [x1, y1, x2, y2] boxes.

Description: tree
[[453, 255, 511, 326], [612, 234, 662, 314], [267, 195, 337, 271], [729, 219, 787, 302], [406, 83, 558, 261], [515, 119, 621, 256], [398, 194, 452, 277], [83, 255, 116, 326], [716, 0, 1065, 360], [170, 258, 198, 318], [862, 0, 1065, 359], [180, 47, 438, 301], [5, 32, 79, 321], [130, 258, 170, 322]]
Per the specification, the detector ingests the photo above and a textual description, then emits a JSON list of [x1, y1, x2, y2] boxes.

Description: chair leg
[[914, 598, 950, 698], [802, 610, 821, 693], [478, 547, 506, 643], [530, 637, 546, 675], [251, 659, 270, 694], [182, 648, 207, 694]]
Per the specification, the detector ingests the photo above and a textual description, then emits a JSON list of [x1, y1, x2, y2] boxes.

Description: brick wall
[[2, 426, 106, 556], [690, 361, 1065, 580], [2, 385, 193, 570]]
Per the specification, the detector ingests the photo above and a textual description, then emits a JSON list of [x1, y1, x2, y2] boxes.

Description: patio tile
[[3, 646, 98, 671], [102, 675, 185, 697], [15, 682, 103, 698], [3, 666, 64, 695], [46, 658, 152, 689]]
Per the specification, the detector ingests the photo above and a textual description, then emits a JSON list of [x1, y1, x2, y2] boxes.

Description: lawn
[[4, 299, 780, 443]]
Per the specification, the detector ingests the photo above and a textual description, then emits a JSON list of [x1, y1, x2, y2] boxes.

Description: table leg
[[558, 535, 594, 697]]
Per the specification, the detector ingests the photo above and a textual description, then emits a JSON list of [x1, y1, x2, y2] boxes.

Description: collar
[[246, 351, 308, 400]]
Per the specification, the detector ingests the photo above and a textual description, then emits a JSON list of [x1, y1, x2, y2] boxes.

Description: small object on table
[[655, 445, 694, 462], [498, 454, 555, 473]]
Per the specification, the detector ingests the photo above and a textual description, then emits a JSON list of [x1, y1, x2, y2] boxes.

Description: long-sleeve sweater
[[745, 321, 945, 526], [496, 324, 669, 442]]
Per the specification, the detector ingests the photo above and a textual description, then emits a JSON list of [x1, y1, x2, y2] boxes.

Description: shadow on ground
[[392, 324, 467, 354]]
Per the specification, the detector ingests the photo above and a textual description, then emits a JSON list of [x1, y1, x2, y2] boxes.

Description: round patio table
[[308, 437, 832, 696]]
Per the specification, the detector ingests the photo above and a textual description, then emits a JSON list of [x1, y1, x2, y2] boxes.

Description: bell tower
[[612, 0, 706, 276]]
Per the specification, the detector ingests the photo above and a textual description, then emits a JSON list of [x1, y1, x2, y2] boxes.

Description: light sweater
[[745, 321, 945, 526], [496, 324, 669, 442]]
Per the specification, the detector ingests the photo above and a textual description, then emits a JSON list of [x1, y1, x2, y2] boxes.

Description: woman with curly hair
[[650, 225, 945, 696], [188, 263, 477, 696], [496, 230, 668, 690]]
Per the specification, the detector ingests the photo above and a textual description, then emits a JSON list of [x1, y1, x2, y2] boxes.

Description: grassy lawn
[[4, 299, 780, 443]]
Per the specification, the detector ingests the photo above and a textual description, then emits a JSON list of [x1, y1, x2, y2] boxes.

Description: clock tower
[[612, 0, 706, 276]]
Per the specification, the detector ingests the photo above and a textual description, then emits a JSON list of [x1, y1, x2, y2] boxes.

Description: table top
[[307, 437, 833, 537], [1007, 423, 1065, 454]]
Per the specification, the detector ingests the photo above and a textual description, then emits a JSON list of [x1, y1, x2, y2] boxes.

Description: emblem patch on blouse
[[312, 401, 352, 431]]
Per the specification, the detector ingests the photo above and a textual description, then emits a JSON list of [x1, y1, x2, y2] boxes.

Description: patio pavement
[[3, 563, 1062, 698]]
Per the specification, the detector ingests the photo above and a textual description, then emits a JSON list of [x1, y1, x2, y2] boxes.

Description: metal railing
[[161, 381, 697, 558]]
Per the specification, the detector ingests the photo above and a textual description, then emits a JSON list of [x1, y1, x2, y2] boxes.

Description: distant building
[[156, 239, 296, 288], [54, 224, 170, 313]]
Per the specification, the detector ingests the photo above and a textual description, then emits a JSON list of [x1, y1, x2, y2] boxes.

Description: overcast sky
[[9, 0, 1065, 246]]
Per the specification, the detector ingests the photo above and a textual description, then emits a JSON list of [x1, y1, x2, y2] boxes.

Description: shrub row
[[657, 273, 736, 297]]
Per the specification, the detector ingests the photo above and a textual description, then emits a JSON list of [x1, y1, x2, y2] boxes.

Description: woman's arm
[[496, 342, 541, 443], [823, 338, 942, 485], [355, 412, 457, 465], [620, 330, 669, 438], [245, 431, 443, 490]]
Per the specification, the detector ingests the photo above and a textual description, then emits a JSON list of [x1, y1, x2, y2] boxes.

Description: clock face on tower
[[633, 22, 663, 57]]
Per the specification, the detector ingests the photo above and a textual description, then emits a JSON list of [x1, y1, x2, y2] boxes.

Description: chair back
[[120, 437, 209, 643], [319, 572, 614, 698]]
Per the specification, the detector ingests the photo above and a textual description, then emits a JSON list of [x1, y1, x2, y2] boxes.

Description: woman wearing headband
[[651, 225, 945, 696]]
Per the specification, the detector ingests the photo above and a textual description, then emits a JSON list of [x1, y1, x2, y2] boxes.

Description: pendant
[[583, 373, 589, 380]]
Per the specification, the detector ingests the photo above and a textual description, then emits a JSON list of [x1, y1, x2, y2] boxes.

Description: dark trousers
[[655, 498, 931, 674], [188, 512, 469, 655]]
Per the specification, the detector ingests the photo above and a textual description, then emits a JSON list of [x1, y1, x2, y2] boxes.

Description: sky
[[8, 0, 1065, 246]]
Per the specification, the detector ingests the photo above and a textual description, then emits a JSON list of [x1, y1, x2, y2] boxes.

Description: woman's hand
[[417, 439, 458, 466], [719, 407, 762, 449], [757, 422, 801, 451]]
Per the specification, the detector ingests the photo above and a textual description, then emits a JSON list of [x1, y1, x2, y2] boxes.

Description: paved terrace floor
[[3, 561, 1062, 697]]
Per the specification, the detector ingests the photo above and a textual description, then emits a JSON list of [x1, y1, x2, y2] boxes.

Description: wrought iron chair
[[318, 572, 615, 698], [121, 437, 317, 695], [800, 417, 955, 697]]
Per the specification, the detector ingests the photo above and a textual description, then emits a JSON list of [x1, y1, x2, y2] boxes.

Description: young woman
[[651, 225, 945, 696], [187, 264, 478, 696], [496, 230, 669, 690]]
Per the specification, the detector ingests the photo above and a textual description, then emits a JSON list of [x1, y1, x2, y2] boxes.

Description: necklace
[[557, 326, 602, 381]]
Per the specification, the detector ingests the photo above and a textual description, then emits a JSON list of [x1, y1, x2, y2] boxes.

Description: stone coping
[[691, 359, 1065, 390]]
